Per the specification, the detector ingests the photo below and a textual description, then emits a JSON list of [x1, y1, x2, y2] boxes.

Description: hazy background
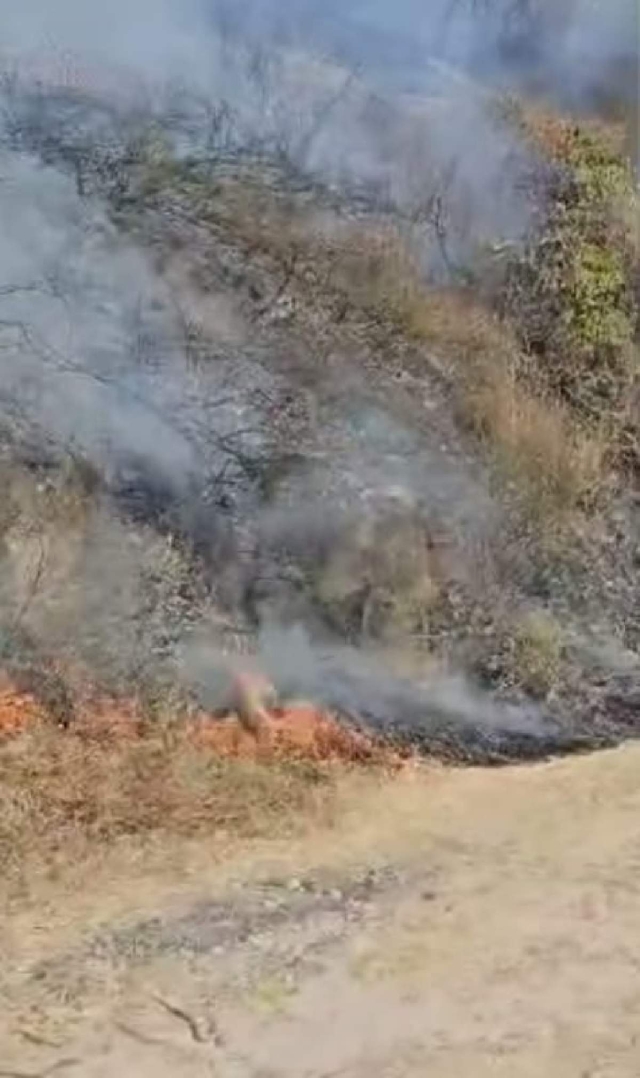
[[1, 0, 636, 104]]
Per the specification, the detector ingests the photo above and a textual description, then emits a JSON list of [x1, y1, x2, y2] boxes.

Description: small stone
[[287, 878, 303, 893]]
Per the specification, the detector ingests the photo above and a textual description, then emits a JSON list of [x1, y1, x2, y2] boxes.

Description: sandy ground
[[2, 744, 640, 1077]]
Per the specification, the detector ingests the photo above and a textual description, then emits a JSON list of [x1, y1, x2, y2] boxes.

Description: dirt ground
[[2, 744, 640, 1077]]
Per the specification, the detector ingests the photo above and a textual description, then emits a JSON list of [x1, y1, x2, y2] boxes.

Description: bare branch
[[151, 993, 209, 1044]]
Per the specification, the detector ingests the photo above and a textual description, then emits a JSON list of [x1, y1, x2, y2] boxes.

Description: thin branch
[[294, 69, 359, 168], [17, 1032, 62, 1051], [114, 1021, 169, 1047], [254, 250, 299, 321], [151, 993, 208, 1044], [0, 283, 49, 298], [5, 537, 48, 649]]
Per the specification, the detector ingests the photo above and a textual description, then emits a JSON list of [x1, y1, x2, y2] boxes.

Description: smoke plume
[[0, 0, 635, 752]]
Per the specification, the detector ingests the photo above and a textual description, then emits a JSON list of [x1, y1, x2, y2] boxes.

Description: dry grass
[[288, 224, 612, 519], [398, 287, 514, 357], [322, 228, 612, 516], [464, 355, 608, 517], [385, 285, 609, 519], [139, 159, 615, 526], [511, 610, 564, 697], [314, 507, 440, 641], [0, 679, 400, 896], [0, 720, 339, 886]]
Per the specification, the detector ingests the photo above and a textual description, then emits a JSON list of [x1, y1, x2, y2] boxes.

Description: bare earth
[[2, 744, 640, 1077]]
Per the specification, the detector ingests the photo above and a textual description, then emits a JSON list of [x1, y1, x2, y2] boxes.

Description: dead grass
[[0, 678, 403, 895], [511, 610, 564, 697], [0, 720, 341, 886], [464, 354, 608, 517], [389, 286, 609, 519], [397, 287, 514, 358], [137, 157, 614, 526]]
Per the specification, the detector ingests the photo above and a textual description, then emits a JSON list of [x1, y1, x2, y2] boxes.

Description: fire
[[0, 677, 45, 735], [190, 704, 387, 764], [0, 670, 398, 767]]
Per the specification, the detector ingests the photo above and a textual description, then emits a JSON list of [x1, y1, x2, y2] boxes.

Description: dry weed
[[511, 610, 564, 698], [389, 285, 608, 519], [314, 508, 440, 640], [138, 160, 616, 527], [0, 720, 338, 885], [465, 357, 608, 517]]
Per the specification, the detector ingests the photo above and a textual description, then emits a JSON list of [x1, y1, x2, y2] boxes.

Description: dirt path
[[2, 745, 640, 1076]]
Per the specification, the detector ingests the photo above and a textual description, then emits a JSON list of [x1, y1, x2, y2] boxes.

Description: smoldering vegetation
[[0, 0, 637, 760]]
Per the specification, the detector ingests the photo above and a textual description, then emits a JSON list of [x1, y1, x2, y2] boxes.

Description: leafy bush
[[502, 108, 639, 427]]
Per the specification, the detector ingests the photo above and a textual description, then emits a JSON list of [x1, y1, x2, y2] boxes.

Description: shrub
[[130, 133, 617, 519], [314, 508, 440, 641], [512, 610, 564, 697], [502, 107, 639, 428], [465, 353, 607, 516]]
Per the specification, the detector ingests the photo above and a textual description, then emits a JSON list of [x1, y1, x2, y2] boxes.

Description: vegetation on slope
[[0, 48, 639, 788]]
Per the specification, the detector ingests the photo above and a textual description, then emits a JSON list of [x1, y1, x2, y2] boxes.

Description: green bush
[[502, 111, 639, 427]]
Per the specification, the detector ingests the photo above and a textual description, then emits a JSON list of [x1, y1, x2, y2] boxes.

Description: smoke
[[0, 146, 271, 690], [0, 151, 275, 503], [0, 0, 634, 751], [200, 1, 638, 113], [0, 1, 634, 267], [0, 1, 210, 84], [182, 622, 570, 759], [1, 1, 635, 106]]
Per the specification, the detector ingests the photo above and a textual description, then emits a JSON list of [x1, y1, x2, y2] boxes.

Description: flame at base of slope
[[0, 675, 402, 768], [0, 679, 46, 735], [189, 706, 393, 764]]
